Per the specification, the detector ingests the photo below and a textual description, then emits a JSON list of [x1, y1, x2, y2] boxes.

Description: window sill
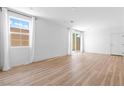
[[10, 46, 32, 48]]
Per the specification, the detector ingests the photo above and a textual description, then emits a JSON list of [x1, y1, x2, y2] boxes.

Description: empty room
[[0, 7, 124, 86]]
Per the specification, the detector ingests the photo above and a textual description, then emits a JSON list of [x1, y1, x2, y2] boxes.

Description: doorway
[[69, 30, 84, 55], [111, 33, 124, 56]]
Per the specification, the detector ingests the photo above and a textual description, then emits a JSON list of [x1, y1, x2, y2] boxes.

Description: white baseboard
[[85, 52, 110, 55], [33, 54, 68, 63]]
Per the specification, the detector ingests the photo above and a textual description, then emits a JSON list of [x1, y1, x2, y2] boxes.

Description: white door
[[111, 33, 124, 55]]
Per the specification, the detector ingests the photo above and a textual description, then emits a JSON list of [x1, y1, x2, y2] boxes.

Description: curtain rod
[[4, 7, 35, 18]]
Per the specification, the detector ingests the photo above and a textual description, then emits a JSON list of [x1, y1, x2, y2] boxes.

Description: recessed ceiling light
[[70, 20, 74, 23]]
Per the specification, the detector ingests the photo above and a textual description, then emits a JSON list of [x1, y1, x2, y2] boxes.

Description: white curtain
[[31, 17, 36, 62], [1, 8, 10, 71]]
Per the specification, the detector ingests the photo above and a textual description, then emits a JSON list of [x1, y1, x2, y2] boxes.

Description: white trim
[[80, 32, 84, 53], [68, 30, 72, 55]]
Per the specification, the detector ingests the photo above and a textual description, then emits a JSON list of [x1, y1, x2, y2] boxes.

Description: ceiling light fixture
[[70, 20, 74, 23]]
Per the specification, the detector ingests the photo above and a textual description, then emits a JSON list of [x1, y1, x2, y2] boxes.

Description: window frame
[[9, 16, 32, 48]]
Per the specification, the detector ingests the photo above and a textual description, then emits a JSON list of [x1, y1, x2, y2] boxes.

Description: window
[[10, 17, 30, 47]]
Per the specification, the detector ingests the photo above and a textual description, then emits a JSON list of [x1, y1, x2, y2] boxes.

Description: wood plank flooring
[[0, 53, 124, 86]]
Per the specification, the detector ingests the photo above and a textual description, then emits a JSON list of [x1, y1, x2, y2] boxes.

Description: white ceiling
[[9, 7, 124, 30]]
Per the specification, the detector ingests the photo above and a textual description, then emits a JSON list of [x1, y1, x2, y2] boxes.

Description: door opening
[[111, 33, 124, 56], [69, 30, 84, 55]]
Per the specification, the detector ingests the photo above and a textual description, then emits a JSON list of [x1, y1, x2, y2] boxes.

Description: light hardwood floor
[[0, 53, 124, 86]]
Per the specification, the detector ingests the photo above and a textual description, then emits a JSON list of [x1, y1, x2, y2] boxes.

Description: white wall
[[1, 10, 68, 69], [34, 18, 68, 62], [84, 25, 124, 54]]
